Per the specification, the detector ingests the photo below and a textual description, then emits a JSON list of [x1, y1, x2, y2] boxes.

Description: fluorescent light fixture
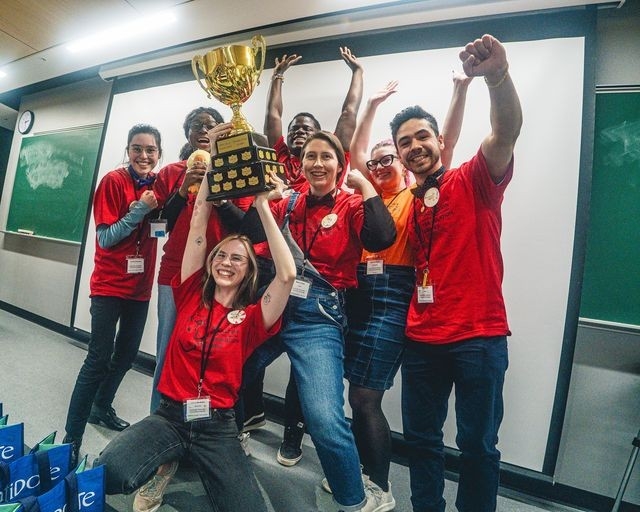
[[66, 10, 176, 53]]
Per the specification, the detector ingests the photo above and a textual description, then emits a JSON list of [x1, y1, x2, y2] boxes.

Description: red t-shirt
[[271, 190, 365, 289], [154, 161, 252, 286], [406, 149, 513, 344], [90, 167, 157, 300], [157, 269, 281, 408]]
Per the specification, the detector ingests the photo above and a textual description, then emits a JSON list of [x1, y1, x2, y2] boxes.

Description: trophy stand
[[611, 427, 640, 512]]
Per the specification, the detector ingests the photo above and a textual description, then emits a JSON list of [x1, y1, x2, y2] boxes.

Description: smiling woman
[[63, 123, 163, 467], [95, 172, 296, 512]]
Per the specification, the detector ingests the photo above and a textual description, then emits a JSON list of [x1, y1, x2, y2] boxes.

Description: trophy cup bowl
[[190, 36, 287, 201], [191, 35, 266, 135]]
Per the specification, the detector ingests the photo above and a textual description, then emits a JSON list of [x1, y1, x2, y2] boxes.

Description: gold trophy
[[191, 36, 287, 200]]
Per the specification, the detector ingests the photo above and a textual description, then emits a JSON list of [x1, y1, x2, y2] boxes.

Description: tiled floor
[[1, 308, 588, 511]]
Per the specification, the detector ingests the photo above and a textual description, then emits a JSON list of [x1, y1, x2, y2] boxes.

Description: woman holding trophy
[[96, 168, 296, 512]]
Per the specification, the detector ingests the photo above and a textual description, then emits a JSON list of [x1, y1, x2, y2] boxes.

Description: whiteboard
[[74, 36, 585, 472]]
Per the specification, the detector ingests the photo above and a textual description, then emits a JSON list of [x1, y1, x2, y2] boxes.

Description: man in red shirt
[[390, 35, 522, 512]]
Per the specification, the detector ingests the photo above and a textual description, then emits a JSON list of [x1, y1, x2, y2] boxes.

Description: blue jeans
[[150, 284, 176, 413], [65, 296, 149, 439], [96, 397, 267, 512], [243, 276, 366, 511], [401, 336, 508, 512]]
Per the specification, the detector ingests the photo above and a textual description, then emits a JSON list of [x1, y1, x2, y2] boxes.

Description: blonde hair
[[202, 234, 258, 309]]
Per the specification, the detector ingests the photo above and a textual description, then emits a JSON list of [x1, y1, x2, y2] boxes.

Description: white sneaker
[[361, 480, 395, 512], [238, 431, 251, 456], [133, 460, 179, 512], [321, 473, 369, 494]]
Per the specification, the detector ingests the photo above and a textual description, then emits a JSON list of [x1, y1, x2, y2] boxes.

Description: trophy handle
[[191, 55, 212, 98], [251, 35, 266, 85]]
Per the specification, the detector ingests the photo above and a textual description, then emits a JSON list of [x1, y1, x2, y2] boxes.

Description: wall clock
[[18, 110, 34, 134]]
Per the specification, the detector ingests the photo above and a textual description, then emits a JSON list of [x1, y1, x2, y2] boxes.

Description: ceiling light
[[66, 11, 177, 54], [0, 70, 6, 78]]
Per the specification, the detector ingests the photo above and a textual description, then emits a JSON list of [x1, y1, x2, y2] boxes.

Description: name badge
[[126, 256, 145, 274], [417, 285, 435, 304], [321, 213, 338, 228], [424, 187, 440, 207], [184, 397, 211, 422], [150, 219, 167, 238], [290, 277, 312, 299], [366, 258, 384, 275], [227, 310, 246, 324]]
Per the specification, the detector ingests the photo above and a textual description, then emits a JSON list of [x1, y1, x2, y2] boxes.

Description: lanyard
[[412, 168, 445, 269], [300, 192, 336, 262], [383, 188, 407, 213], [412, 202, 437, 268], [198, 305, 228, 396]]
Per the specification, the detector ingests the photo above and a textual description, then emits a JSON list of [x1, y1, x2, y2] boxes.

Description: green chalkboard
[[6, 126, 102, 243], [580, 91, 640, 327]]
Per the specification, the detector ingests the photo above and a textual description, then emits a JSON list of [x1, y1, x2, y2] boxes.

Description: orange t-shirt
[[361, 187, 414, 267]]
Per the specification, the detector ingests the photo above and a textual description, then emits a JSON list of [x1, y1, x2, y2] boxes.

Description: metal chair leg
[[611, 428, 640, 512]]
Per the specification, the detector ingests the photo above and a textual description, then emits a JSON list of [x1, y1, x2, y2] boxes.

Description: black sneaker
[[62, 433, 82, 468], [276, 422, 304, 466], [243, 412, 266, 432]]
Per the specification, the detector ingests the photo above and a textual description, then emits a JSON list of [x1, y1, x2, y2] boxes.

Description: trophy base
[[207, 139, 287, 201], [215, 131, 265, 154]]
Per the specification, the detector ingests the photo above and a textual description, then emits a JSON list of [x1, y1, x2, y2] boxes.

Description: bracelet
[[272, 73, 284, 82], [484, 66, 509, 89]]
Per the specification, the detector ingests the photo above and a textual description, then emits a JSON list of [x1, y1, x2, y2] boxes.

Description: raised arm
[[254, 186, 296, 330], [334, 47, 364, 152], [180, 123, 234, 281], [459, 34, 522, 181], [441, 72, 473, 169], [264, 54, 302, 148], [181, 170, 212, 282], [350, 80, 399, 175]]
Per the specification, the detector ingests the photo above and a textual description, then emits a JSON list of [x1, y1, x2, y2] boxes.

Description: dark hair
[[287, 112, 321, 132], [300, 131, 346, 176], [202, 234, 259, 309], [390, 105, 440, 145], [183, 107, 224, 138], [178, 142, 193, 161], [127, 124, 163, 155]]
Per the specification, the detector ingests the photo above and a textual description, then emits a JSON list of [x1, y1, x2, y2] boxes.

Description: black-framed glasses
[[366, 154, 397, 171], [189, 121, 217, 132]]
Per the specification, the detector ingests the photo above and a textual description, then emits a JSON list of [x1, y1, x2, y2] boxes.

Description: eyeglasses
[[129, 145, 158, 155], [189, 121, 217, 132], [212, 251, 249, 265], [366, 154, 397, 171]]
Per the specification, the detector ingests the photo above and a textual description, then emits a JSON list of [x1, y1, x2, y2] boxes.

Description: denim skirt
[[345, 264, 415, 390]]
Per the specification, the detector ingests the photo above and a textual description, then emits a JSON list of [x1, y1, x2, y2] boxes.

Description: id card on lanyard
[[184, 310, 228, 421], [412, 169, 444, 305]]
